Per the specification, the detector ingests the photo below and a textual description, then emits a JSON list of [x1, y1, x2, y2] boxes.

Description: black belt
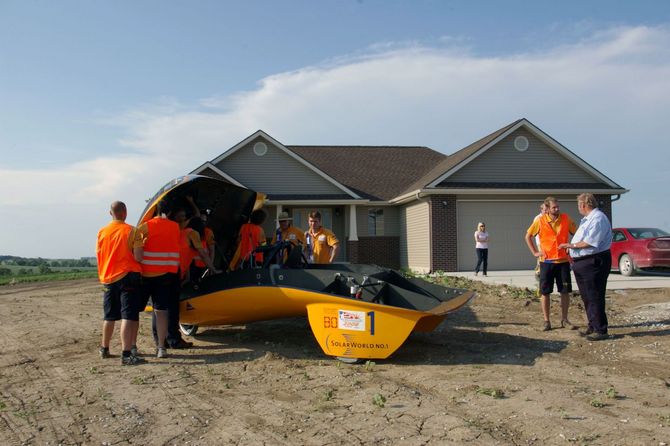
[[572, 250, 610, 262]]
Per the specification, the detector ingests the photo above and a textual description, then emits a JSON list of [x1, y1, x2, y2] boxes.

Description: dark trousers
[[152, 273, 183, 346], [475, 248, 488, 274], [572, 250, 611, 334]]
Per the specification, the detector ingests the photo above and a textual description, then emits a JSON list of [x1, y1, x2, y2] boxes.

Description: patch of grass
[[372, 393, 386, 408], [605, 387, 618, 399], [131, 376, 147, 385], [0, 400, 6, 411], [323, 389, 335, 402], [590, 398, 605, 408], [89, 366, 102, 375], [302, 372, 311, 381], [96, 387, 110, 400], [659, 413, 670, 426], [363, 360, 376, 371], [476, 387, 505, 399]]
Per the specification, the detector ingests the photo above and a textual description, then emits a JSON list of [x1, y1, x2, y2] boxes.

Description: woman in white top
[[474, 222, 489, 276]]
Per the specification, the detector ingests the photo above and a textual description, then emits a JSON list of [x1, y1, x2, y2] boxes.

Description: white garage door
[[457, 201, 542, 271]]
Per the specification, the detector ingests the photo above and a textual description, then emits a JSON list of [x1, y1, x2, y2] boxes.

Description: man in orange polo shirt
[[525, 197, 578, 332], [96, 201, 143, 365], [305, 211, 339, 264]]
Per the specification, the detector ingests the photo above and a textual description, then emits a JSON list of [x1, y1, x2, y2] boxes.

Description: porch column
[[275, 205, 283, 228], [348, 204, 358, 241], [347, 204, 359, 263]]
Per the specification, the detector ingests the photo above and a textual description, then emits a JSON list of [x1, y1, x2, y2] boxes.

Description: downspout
[[611, 194, 621, 202]]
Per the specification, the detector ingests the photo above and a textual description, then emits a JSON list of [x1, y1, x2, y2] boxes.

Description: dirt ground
[[1, 278, 669, 446]]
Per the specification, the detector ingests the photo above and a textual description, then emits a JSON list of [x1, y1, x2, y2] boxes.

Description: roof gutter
[[391, 188, 629, 205]]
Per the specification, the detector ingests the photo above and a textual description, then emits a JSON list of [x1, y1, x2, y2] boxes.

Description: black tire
[[619, 254, 636, 276], [179, 324, 198, 337]]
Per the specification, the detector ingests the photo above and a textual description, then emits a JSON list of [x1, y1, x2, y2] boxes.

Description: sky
[[1, 0, 669, 258]]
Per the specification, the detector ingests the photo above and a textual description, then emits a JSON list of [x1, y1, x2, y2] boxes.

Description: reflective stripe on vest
[[141, 218, 180, 274], [539, 213, 570, 261]]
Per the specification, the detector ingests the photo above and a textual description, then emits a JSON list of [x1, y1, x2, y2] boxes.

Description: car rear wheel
[[179, 324, 198, 336], [619, 254, 636, 276]]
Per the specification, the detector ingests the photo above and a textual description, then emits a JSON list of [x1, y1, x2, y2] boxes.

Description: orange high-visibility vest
[[539, 213, 571, 261], [179, 228, 202, 278], [239, 223, 264, 263], [194, 228, 213, 268], [96, 221, 141, 284], [141, 218, 180, 275]]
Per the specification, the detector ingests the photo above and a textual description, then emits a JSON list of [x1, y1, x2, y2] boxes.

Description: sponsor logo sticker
[[338, 310, 366, 331]]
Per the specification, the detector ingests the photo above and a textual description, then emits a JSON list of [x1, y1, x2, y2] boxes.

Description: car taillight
[[649, 239, 670, 249]]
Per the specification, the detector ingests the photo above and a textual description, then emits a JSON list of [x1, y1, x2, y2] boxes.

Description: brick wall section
[[430, 195, 458, 272], [347, 237, 400, 269], [595, 194, 613, 223], [347, 240, 360, 264]]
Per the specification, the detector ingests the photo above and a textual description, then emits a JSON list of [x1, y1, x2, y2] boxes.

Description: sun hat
[[277, 211, 292, 221]]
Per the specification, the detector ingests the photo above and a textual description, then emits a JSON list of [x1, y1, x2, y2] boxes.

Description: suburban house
[[191, 118, 627, 272]]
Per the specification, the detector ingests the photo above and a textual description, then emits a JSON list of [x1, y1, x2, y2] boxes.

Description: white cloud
[[2, 25, 670, 257]]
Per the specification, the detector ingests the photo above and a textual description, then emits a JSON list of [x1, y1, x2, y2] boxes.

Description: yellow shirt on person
[[271, 226, 306, 245], [306, 227, 339, 264]]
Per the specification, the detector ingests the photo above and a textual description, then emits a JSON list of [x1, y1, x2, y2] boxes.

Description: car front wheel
[[619, 254, 636, 276]]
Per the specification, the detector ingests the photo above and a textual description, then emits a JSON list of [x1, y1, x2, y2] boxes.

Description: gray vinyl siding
[[399, 201, 430, 272], [442, 129, 602, 184], [215, 137, 346, 195]]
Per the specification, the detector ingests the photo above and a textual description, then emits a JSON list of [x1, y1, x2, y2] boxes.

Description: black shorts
[[102, 272, 141, 321], [539, 262, 572, 295], [140, 273, 179, 311]]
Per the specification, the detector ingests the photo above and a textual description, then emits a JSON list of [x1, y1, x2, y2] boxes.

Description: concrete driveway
[[443, 269, 670, 290]]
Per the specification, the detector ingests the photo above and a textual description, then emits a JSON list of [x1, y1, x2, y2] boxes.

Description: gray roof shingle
[[287, 146, 446, 201]]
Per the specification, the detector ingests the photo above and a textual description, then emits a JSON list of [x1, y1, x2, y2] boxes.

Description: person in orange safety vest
[[133, 199, 181, 359], [525, 197, 578, 332], [231, 209, 267, 269], [96, 201, 143, 365]]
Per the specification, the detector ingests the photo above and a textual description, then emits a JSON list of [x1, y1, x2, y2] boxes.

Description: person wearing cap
[[305, 210, 339, 264], [272, 212, 305, 245]]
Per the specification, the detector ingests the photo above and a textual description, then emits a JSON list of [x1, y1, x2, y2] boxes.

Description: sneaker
[[169, 339, 193, 349], [121, 354, 145, 366], [579, 327, 594, 337], [156, 347, 168, 358], [561, 319, 578, 330], [99, 347, 110, 359], [586, 332, 608, 341], [130, 345, 138, 357], [542, 321, 551, 332]]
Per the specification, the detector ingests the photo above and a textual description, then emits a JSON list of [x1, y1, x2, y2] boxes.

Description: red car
[[610, 227, 670, 276]]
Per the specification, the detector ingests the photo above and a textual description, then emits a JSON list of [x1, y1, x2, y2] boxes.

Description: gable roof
[[287, 146, 446, 201], [401, 119, 523, 194], [422, 118, 624, 191], [192, 130, 364, 199]]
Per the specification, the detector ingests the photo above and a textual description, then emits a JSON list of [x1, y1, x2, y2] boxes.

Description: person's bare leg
[[101, 320, 115, 348], [120, 319, 133, 352], [541, 294, 551, 330], [154, 310, 168, 348], [560, 293, 576, 328], [130, 320, 139, 347]]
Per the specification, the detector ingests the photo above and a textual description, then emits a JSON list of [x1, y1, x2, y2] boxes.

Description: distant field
[[1, 264, 97, 273], [0, 266, 98, 286]]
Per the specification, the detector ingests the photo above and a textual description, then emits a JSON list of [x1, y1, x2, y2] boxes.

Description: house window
[[368, 209, 384, 236]]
